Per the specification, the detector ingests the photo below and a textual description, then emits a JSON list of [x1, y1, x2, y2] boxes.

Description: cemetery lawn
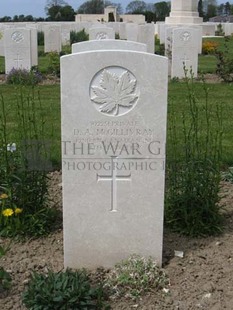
[[1, 81, 233, 166], [1, 72, 233, 308], [198, 36, 233, 74], [1, 172, 233, 309]]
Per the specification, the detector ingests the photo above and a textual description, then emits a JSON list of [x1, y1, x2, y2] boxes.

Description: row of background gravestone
[[1, 21, 232, 77], [1, 20, 233, 54]]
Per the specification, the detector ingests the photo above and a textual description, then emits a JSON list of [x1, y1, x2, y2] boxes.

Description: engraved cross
[[14, 53, 23, 69], [181, 54, 190, 68], [97, 157, 131, 212]]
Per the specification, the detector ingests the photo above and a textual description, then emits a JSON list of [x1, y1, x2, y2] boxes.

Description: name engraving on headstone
[[11, 31, 24, 43], [90, 67, 139, 116]]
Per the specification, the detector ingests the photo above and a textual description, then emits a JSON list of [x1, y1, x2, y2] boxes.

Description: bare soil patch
[[0, 173, 233, 310]]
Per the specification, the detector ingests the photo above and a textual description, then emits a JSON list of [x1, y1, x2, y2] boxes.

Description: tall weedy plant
[[0, 86, 59, 237], [165, 71, 223, 236]]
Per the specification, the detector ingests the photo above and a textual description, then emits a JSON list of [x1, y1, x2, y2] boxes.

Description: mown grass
[[0, 37, 233, 168], [0, 84, 61, 167], [168, 81, 233, 166], [0, 81, 233, 169], [198, 36, 233, 74]]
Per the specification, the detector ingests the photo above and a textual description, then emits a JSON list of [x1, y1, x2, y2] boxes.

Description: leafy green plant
[[155, 35, 165, 55], [0, 88, 60, 237], [22, 269, 108, 309], [6, 67, 43, 86], [202, 41, 219, 55], [166, 71, 223, 236], [104, 255, 169, 300], [215, 36, 233, 83], [47, 52, 60, 77], [70, 29, 89, 44], [60, 44, 71, 56], [222, 167, 233, 183], [0, 244, 11, 293], [215, 24, 225, 36]]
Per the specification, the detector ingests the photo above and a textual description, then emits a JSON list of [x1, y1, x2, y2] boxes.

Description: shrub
[[47, 52, 60, 77], [215, 24, 225, 36], [22, 269, 108, 309], [202, 41, 219, 55], [70, 29, 89, 44], [215, 36, 233, 83], [104, 255, 169, 300], [165, 72, 223, 236], [155, 35, 165, 55], [6, 67, 43, 86]]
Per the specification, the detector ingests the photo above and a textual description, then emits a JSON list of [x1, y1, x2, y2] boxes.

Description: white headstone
[[126, 24, 138, 42], [61, 25, 71, 45], [44, 25, 61, 53], [72, 40, 147, 54], [61, 50, 168, 269], [171, 27, 199, 78], [137, 24, 155, 54], [89, 27, 115, 40], [202, 24, 215, 36], [0, 27, 5, 56], [26, 26, 38, 66], [4, 28, 32, 73], [119, 23, 127, 40]]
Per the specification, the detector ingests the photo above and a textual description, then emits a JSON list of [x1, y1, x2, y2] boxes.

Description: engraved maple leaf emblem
[[91, 69, 138, 116]]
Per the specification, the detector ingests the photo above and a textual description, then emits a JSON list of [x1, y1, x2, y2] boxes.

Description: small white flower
[[7, 143, 16, 152]]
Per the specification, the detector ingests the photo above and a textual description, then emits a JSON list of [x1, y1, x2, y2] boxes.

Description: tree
[[46, 4, 75, 21], [206, 4, 217, 19], [217, 3, 225, 15], [198, 0, 204, 17], [225, 2, 231, 16], [77, 0, 122, 15], [45, 0, 68, 15], [125, 1, 147, 14], [154, 1, 170, 21], [78, 0, 110, 14]]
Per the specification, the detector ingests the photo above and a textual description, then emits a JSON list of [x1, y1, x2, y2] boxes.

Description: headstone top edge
[[61, 50, 168, 61]]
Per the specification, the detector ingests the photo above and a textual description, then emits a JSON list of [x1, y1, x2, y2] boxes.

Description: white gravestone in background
[[137, 24, 155, 54], [171, 27, 199, 78], [44, 25, 61, 53], [119, 23, 127, 39], [0, 28, 4, 56], [126, 24, 139, 42], [72, 40, 147, 53], [61, 50, 168, 269], [89, 27, 115, 40], [4, 28, 32, 74], [26, 26, 38, 66]]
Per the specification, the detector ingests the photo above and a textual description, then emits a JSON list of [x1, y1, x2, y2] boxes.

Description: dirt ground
[[0, 171, 233, 310]]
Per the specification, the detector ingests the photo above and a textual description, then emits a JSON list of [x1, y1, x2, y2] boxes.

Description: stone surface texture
[[61, 50, 168, 269], [4, 28, 32, 73], [72, 40, 147, 53]]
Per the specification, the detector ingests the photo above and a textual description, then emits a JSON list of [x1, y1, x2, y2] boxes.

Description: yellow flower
[[15, 208, 23, 215], [2, 208, 14, 217], [0, 193, 8, 199]]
